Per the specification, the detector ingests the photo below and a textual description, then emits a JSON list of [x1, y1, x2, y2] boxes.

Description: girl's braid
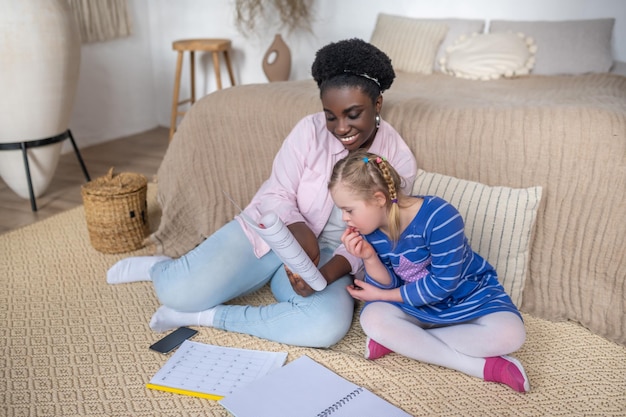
[[369, 156, 402, 244], [376, 158, 398, 204]]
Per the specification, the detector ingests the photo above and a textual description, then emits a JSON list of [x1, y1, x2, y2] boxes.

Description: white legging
[[360, 302, 526, 379]]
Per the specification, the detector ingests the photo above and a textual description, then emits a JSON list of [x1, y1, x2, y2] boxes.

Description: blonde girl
[[329, 149, 530, 392]]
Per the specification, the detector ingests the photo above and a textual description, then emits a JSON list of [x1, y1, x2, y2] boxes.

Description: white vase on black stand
[[0, 0, 81, 202]]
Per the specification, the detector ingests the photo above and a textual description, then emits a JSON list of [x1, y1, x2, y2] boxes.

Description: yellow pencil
[[146, 383, 225, 401]]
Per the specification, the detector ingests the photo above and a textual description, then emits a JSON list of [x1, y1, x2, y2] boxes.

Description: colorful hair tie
[[375, 157, 382, 164], [391, 198, 398, 204], [363, 157, 369, 163]]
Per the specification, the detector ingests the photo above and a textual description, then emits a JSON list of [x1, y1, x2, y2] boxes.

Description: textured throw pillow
[[370, 14, 448, 74], [440, 32, 536, 80], [489, 19, 615, 75], [412, 169, 542, 306], [432, 18, 486, 71]]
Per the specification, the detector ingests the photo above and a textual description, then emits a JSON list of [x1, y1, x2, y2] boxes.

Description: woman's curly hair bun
[[311, 38, 395, 92]]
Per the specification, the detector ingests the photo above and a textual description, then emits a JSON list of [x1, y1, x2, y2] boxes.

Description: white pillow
[[440, 32, 536, 80], [412, 169, 542, 306], [489, 19, 615, 75], [370, 14, 448, 74], [432, 18, 486, 71]]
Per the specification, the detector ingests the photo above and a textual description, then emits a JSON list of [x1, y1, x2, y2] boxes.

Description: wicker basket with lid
[[81, 168, 149, 254]]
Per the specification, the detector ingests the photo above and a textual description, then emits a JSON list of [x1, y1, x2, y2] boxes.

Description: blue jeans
[[149, 220, 354, 348]]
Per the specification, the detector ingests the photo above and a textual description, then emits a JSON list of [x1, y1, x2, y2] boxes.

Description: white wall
[[68, 0, 626, 150], [69, 0, 155, 147]]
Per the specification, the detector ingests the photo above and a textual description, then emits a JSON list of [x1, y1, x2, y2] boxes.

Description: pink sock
[[484, 355, 530, 392], [365, 337, 393, 360]]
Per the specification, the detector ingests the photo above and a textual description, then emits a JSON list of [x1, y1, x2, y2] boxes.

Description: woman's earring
[[375, 114, 381, 128]]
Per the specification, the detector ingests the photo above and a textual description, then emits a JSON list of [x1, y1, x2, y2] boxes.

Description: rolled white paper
[[255, 212, 328, 291]]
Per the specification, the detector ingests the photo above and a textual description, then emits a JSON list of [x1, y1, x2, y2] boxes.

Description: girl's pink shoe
[[484, 355, 531, 392], [365, 337, 393, 360]]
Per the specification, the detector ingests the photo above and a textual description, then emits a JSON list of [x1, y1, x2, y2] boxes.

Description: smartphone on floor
[[149, 326, 198, 354]]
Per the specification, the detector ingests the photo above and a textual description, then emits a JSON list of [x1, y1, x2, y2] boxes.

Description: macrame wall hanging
[[67, 0, 132, 43]]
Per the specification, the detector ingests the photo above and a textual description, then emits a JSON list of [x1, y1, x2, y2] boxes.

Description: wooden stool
[[169, 38, 236, 142]]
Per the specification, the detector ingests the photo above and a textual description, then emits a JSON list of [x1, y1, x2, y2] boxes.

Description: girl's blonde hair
[[329, 149, 407, 242]]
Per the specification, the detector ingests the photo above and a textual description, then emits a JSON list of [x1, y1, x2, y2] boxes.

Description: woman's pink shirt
[[237, 112, 417, 275]]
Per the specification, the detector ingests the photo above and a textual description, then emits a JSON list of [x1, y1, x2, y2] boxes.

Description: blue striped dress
[[363, 195, 521, 324]]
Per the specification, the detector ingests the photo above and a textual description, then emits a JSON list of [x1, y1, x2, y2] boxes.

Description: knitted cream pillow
[[413, 169, 542, 306], [440, 32, 536, 80], [370, 14, 448, 74]]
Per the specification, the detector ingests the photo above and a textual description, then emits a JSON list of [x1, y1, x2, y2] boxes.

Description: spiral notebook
[[219, 355, 411, 417]]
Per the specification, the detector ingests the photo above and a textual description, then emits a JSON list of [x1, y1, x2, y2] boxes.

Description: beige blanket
[[152, 73, 626, 347]]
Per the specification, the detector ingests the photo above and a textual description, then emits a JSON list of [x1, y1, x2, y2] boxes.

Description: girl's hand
[[341, 227, 376, 260], [285, 265, 315, 297], [346, 280, 382, 302]]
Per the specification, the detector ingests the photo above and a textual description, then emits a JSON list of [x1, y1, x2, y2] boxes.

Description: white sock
[[149, 305, 217, 333], [106, 255, 171, 284]]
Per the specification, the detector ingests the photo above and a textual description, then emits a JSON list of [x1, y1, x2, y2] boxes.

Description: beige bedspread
[[152, 73, 626, 346]]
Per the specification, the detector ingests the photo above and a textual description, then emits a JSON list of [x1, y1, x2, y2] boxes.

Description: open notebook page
[[219, 355, 411, 417]]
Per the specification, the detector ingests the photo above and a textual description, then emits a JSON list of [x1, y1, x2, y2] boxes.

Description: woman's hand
[[341, 227, 376, 260], [285, 266, 315, 297]]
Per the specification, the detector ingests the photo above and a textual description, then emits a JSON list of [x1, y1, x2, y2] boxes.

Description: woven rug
[[2, 185, 626, 417]]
